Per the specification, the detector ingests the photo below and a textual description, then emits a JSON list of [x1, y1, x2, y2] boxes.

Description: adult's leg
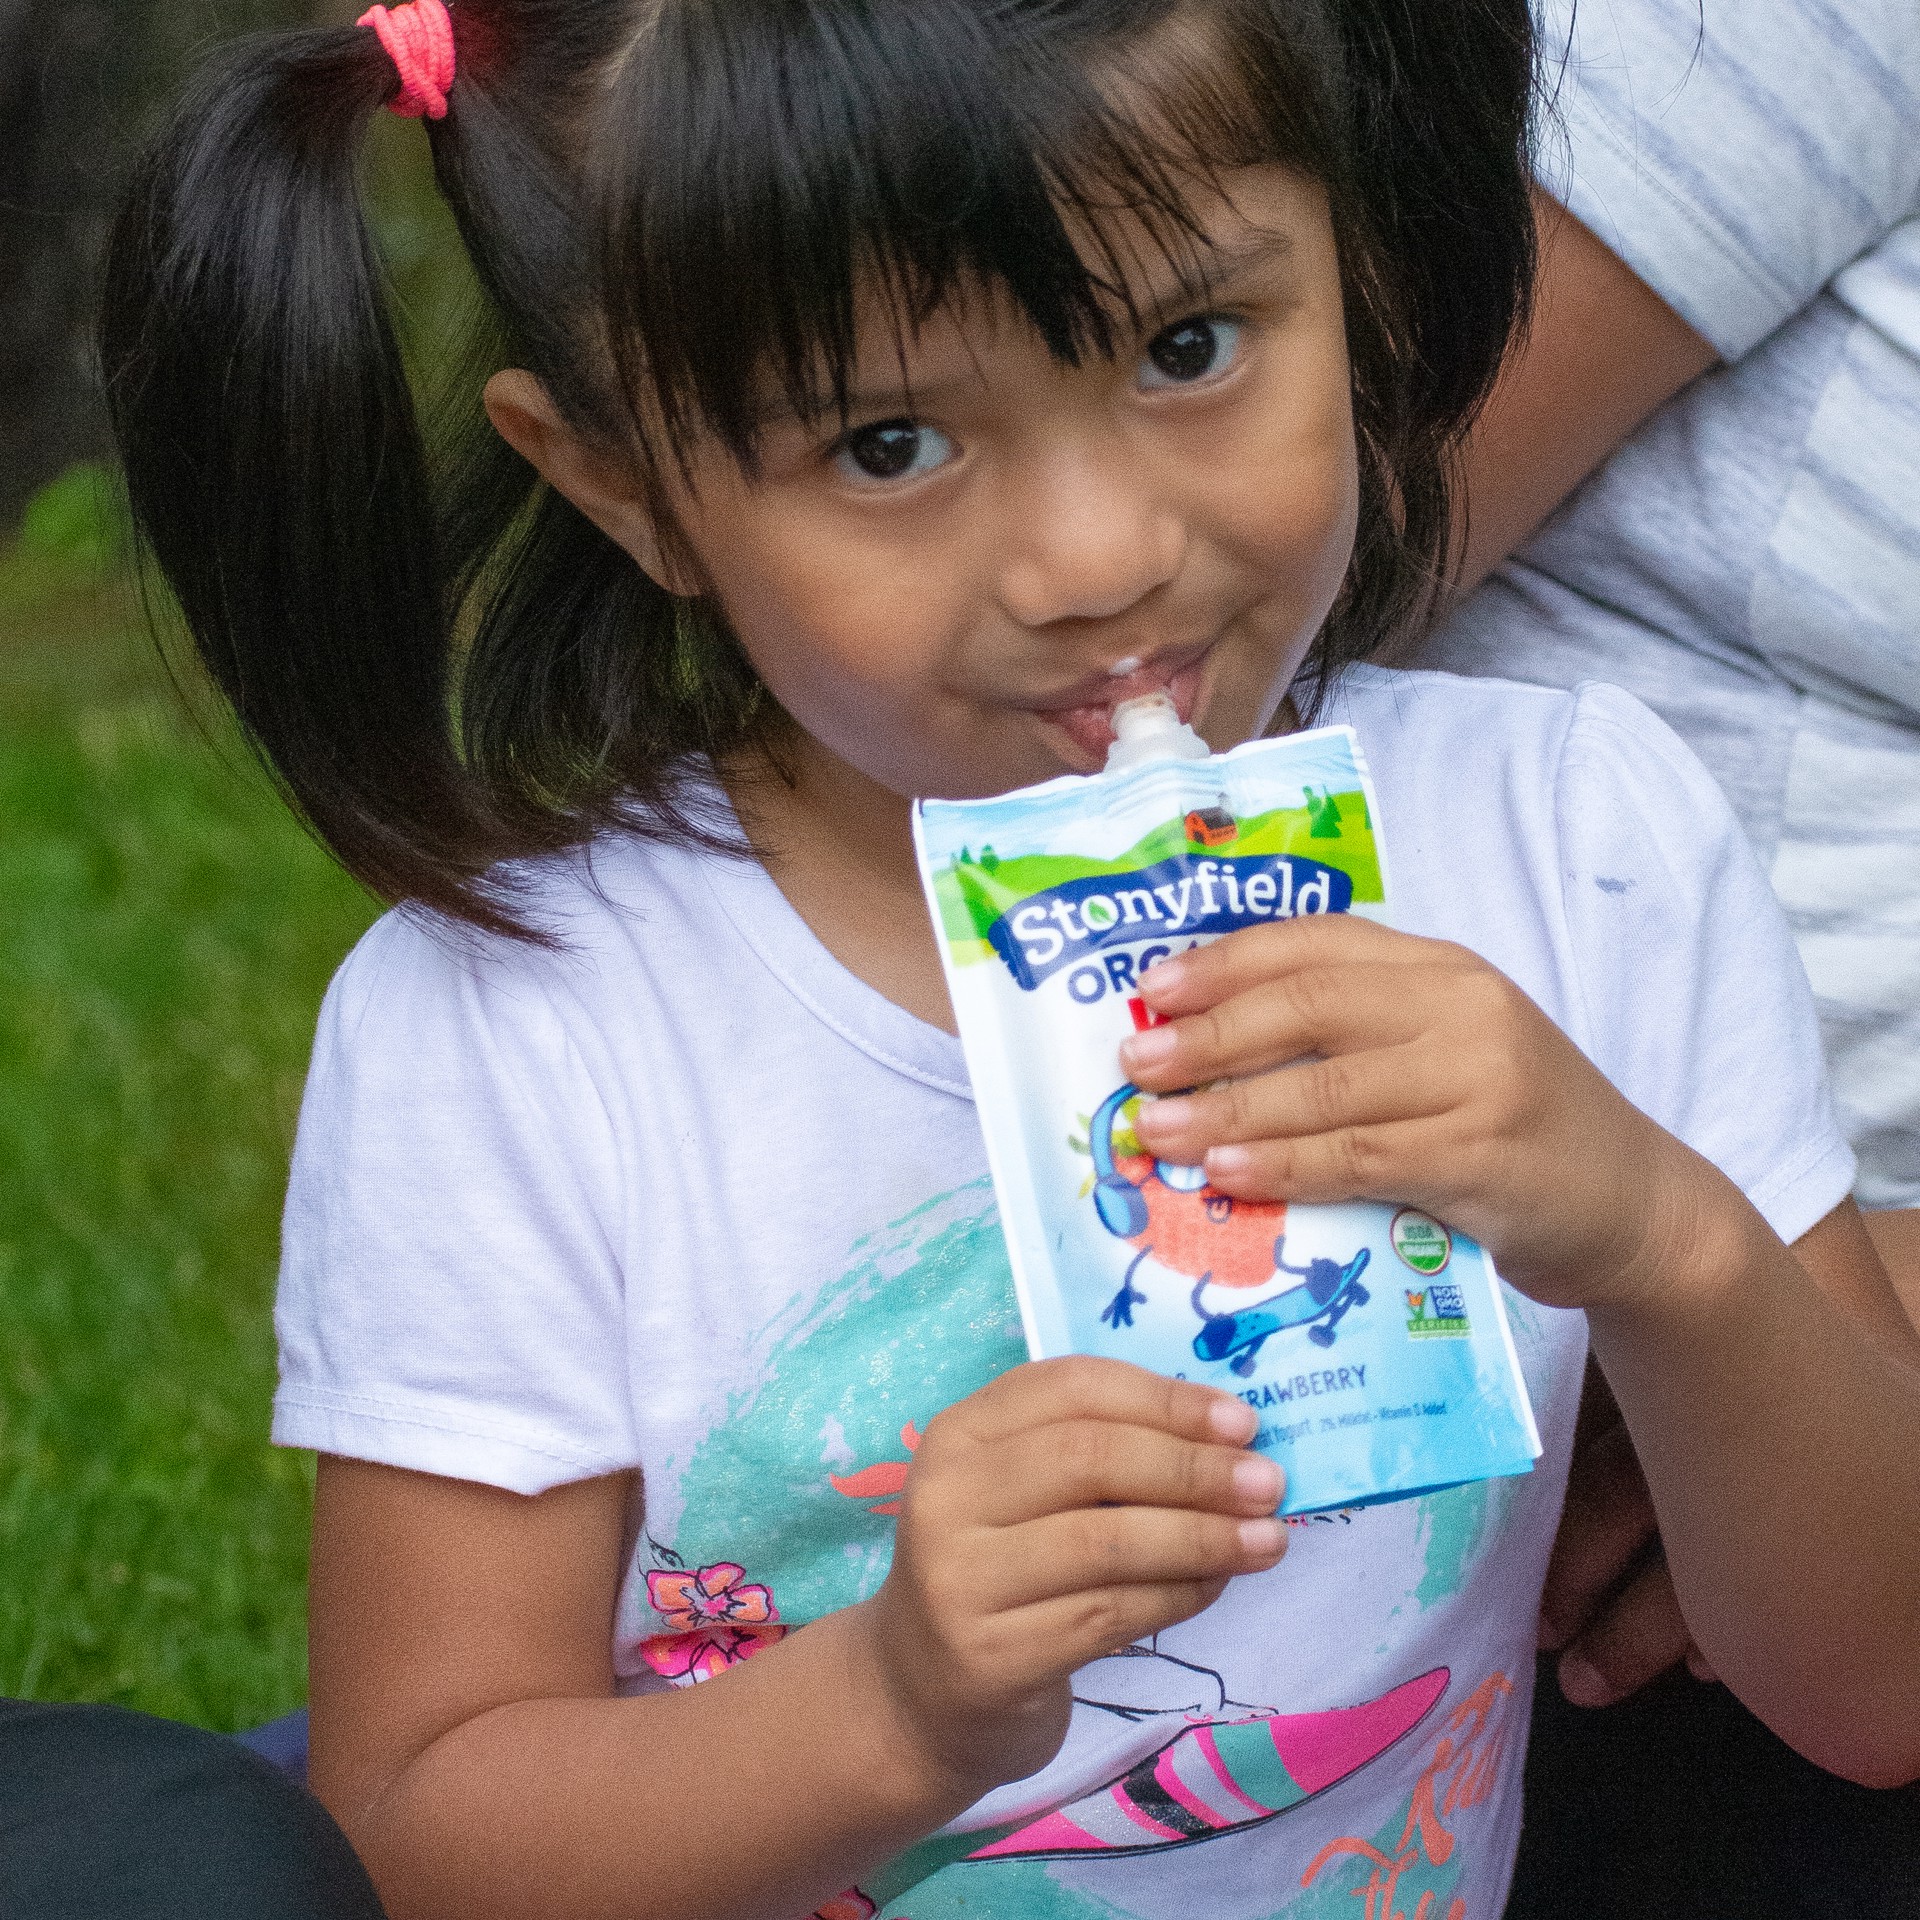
[[0, 1700, 387, 1919], [1506, 1658, 1920, 1919]]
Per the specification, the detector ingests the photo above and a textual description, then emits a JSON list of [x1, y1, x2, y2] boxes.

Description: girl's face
[[667, 164, 1357, 802]]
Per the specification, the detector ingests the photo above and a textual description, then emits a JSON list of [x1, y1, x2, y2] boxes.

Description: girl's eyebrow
[[1133, 227, 1297, 324]]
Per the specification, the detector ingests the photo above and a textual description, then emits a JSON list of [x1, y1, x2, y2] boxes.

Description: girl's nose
[[996, 441, 1187, 627]]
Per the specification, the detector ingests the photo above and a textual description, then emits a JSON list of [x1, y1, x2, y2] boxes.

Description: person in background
[[1437, 0, 1919, 1243], [1431, 5, 1920, 1913]]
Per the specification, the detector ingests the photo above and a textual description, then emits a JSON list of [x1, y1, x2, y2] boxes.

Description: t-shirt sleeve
[[1555, 682, 1856, 1245], [272, 911, 640, 1495], [1534, 0, 1920, 358]]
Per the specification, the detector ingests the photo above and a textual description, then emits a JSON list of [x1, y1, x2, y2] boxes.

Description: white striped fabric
[[1427, 0, 1920, 1203]]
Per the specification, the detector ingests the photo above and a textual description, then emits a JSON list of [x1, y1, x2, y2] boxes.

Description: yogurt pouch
[[913, 698, 1540, 1514]]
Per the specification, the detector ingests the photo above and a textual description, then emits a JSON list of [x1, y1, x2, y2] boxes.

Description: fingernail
[[1119, 1027, 1177, 1071], [1239, 1518, 1285, 1559], [1141, 957, 1187, 996], [1208, 1396, 1258, 1442], [1558, 1654, 1610, 1707], [1233, 1455, 1282, 1507], [1137, 1097, 1190, 1139], [1205, 1144, 1252, 1177]]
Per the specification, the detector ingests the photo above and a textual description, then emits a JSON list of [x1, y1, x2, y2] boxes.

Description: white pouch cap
[[1103, 691, 1209, 772]]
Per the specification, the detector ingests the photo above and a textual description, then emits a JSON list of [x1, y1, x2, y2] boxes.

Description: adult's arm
[[1450, 189, 1717, 601]]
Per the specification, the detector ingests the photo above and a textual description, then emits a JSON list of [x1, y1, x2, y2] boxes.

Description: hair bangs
[[593, 0, 1331, 472]]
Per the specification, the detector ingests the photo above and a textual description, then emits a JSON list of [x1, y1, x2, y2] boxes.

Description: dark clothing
[[1507, 1658, 1920, 1919], [0, 1700, 386, 1920]]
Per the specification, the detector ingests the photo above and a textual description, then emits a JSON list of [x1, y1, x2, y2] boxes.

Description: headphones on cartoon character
[[1089, 1083, 1212, 1239]]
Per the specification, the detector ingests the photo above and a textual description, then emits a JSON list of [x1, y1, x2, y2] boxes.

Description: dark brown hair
[[102, 0, 1536, 935]]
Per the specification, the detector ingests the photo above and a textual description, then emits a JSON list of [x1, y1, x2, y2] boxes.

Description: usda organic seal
[[1390, 1208, 1452, 1276]]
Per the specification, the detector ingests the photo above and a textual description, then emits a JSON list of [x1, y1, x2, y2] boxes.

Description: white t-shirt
[[1426, 0, 1920, 1203], [275, 670, 1852, 1920]]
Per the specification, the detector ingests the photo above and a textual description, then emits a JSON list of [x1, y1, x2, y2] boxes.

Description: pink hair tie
[[358, 0, 456, 120]]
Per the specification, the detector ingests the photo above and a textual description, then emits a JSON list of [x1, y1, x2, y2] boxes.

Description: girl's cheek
[[1262, 426, 1360, 610]]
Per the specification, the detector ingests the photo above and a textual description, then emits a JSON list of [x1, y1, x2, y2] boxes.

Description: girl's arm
[[309, 1361, 1286, 1920], [1866, 1206, 1920, 1329], [1539, 1205, 1920, 1710], [1126, 918, 1920, 1788]]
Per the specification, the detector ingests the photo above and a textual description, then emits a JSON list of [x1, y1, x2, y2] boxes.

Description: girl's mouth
[[1040, 650, 1210, 763]]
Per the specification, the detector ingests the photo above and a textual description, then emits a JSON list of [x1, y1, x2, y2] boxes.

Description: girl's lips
[[1042, 652, 1209, 762]]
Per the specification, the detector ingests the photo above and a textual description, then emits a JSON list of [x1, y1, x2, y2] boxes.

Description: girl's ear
[[483, 370, 697, 594]]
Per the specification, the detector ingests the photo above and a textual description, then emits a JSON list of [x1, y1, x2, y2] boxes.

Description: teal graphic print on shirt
[[617, 1177, 1522, 1920], [1414, 1480, 1499, 1611], [640, 1179, 1024, 1659]]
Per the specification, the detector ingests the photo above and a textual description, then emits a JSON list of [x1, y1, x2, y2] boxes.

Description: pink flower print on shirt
[[638, 1561, 787, 1684]]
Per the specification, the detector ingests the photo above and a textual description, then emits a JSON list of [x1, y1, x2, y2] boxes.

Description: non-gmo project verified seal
[[1404, 1283, 1471, 1339]]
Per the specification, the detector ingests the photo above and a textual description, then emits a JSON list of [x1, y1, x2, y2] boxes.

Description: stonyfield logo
[[985, 853, 1353, 990]]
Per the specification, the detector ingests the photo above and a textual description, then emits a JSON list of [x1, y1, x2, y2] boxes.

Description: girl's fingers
[[1124, 950, 1488, 1094], [1125, 961, 1428, 1092], [1193, 1113, 1471, 1208], [1133, 1041, 1451, 1163], [964, 1505, 1286, 1616], [966, 1422, 1283, 1530], [1136, 916, 1448, 1021], [934, 1355, 1254, 1451], [985, 1578, 1236, 1681]]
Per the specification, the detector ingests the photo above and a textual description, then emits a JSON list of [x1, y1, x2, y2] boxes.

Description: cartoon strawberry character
[[1083, 1081, 1370, 1371], [1110, 1145, 1287, 1288]]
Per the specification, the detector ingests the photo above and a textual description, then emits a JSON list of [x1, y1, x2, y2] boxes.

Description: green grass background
[[0, 485, 379, 1729]]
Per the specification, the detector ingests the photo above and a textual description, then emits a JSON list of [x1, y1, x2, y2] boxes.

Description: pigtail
[[1308, 0, 1537, 680], [100, 23, 516, 932]]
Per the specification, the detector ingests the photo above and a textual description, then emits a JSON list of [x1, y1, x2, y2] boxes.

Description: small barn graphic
[[1184, 806, 1238, 849]]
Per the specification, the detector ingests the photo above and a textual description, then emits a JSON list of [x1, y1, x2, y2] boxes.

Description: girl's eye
[[1138, 317, 1244, 390], [833, 419, 956, 485]]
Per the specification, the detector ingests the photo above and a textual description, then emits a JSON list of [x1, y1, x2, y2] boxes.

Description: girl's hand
[[858, 1357, 1285, 1794], [1121, 917, 1704, 1312]]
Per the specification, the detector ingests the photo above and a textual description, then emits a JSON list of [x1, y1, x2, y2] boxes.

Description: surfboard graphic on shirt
[[966, 1666, 1450, 1862]]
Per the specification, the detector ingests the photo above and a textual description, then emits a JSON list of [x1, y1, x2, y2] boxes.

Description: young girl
[[104, 2, 1920, 1916]]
